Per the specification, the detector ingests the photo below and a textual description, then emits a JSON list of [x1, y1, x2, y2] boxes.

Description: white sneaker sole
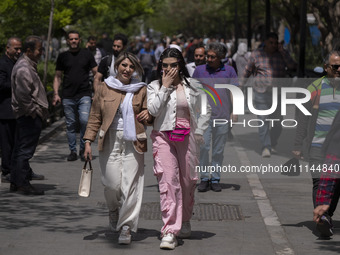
[[118, 237, 131, 244], [160, 240, 177, 250]]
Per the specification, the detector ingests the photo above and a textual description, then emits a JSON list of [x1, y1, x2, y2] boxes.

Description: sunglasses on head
[[162, 62, 179, 68], [330, 64, 340, 71]]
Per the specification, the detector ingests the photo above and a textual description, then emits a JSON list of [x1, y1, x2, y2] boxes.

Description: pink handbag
[[166, 127, 190, 142]]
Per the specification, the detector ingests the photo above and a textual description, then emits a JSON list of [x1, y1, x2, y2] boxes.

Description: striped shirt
[[312, 78, 340, 147]]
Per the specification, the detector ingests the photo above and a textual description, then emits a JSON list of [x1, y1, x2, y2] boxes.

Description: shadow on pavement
[[220, 183, 241, 190], [282, 220, 340, 239], [0, 192, 106, 233], [315, 241, 340, 253]]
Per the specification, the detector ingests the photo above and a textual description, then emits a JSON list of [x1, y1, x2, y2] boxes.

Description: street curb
[[39, 117, 65, 145]]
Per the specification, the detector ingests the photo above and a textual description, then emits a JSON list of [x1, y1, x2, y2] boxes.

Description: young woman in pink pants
[[147, 48, 211, 250]]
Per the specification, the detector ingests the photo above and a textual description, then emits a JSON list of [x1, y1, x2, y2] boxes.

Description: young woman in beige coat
[[83, 52, 152, 245]]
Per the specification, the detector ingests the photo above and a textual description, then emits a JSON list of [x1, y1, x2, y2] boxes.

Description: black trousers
[[11, 116, 42, 186], [0, 119, 16, 175]]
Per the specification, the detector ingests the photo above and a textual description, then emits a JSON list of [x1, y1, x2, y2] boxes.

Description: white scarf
[[104, 76, 146, 141]]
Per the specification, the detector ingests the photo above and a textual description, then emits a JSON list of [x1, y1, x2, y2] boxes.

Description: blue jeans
[[199, 120, 229, 183], [62, 96, 91, 153], [11, 116, 42, 186], [253, 91, 282, 150]]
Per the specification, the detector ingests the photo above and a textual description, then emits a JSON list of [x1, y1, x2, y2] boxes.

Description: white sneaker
[[262, 148, 271, 158], [160, 233, 178, 250], [178, 221, 191, 239], [118, 225, 131, 244], [271, 147, 278, 154], [109, 210, 119, 231]]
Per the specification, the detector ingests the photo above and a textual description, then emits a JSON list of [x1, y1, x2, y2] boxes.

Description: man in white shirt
[[186, 43, 206, 77]]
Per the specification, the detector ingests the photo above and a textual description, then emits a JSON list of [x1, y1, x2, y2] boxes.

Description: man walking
[[242, 32, 296, 157], [193, 42, 238, 192], [10, 35, 48, 195], [86, 35, 106, 66], [294, 50, 340, 236], [53, 30, 97, 161], [93, 33, 128, 91]]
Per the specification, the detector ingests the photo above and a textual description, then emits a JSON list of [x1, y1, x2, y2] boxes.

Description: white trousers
[[99, 129, 144, 232]]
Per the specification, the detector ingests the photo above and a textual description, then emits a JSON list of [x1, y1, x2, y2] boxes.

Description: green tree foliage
[[270, 0, 339, 67], [146, 0, 264, 39], [0, 0, 51, 44], [309, 0, 340, 52], [0, 0, 155, 49]]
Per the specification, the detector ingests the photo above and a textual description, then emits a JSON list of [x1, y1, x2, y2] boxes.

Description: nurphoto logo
[[199, 83, 312, 128]]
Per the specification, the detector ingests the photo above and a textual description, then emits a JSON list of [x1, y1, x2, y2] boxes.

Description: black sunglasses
[[330, 64, 340, 71], [162, 62, 179, 68]]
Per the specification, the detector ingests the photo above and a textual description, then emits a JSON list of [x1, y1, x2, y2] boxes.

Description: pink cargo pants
[[151, 128, 198, 236]]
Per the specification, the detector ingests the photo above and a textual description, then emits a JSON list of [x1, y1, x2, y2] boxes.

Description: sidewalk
[[0, 115, 339, 255]]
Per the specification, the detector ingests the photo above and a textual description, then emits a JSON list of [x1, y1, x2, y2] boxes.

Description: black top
[[0, 54, 15, 119], [56, 49, 97, 99], [98, 55, 112, 80]]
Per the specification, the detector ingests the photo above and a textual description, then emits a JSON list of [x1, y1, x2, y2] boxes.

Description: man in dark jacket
[[0, 37, 21, 182]]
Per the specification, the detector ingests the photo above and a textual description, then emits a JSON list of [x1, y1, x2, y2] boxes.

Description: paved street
[[1, 108, 340, 255]]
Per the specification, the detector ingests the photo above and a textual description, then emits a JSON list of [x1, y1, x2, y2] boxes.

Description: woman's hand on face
[[162, 68, 177, 88], [136, 110, 152, 122]]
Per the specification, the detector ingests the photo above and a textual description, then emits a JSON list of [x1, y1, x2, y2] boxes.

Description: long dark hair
[[157, 48, 194, 89]]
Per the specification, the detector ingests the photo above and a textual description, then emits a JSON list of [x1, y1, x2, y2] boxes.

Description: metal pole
[[234, 0, 239, 55], [247, 0, 252, 51], [265, 0, 271, 34], [298, 0, 307, 77]]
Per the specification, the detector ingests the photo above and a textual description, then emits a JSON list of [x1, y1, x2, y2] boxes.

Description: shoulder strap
[[107, 54, 112, 67], [83, 160, 92, 170], [106, 55, 113, 78]]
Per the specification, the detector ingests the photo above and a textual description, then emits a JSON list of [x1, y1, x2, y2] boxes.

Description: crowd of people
[[1, 30, 340, 249]]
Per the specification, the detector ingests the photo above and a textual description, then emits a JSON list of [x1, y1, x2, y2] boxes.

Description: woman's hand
[[230, 113, 238, 122], [136, 110, 153, 123], [162, 68, 177, 88], [84, 142, 92, 161]]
